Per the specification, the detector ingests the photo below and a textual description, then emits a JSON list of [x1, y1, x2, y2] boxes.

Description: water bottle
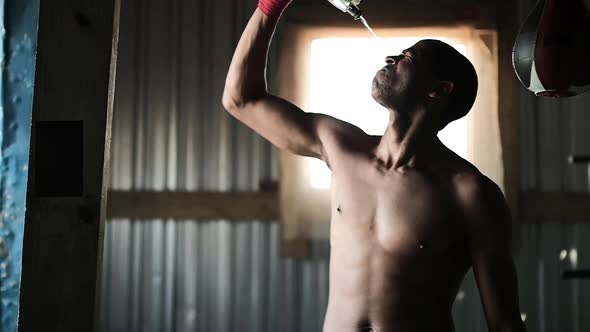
[[325, 0, 377, 37], [326, 0, 363, 20]]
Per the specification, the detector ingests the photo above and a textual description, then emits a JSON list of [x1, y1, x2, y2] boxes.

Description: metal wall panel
[[512, 1, 590, 331], [100, 0, 590, 331], [514, 69, 590, 332], [450, 1, 590, 330], [99, 0, 330, 331]]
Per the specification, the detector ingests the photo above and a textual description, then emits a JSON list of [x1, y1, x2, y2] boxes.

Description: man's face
[[371, 41, 434, 111]]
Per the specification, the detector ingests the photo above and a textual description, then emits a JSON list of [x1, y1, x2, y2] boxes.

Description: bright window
[[308, 37, 470, 189]]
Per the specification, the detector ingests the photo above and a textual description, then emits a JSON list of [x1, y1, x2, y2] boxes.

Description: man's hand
[[257, 0, 294, 17]]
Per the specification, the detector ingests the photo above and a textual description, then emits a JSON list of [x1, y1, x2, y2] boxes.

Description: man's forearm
[[223, 9, 280, 108]]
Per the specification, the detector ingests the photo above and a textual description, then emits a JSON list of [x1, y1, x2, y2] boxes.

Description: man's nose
[[385, 55, 402, 64]]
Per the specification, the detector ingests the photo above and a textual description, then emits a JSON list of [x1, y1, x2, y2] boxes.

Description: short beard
[[371, 77, 416, 112]]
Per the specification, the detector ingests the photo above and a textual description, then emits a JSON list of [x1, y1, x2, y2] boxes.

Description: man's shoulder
[[452, 170, 509, 231], [315, 116, 374, 168], [315, 113, 370, 143]]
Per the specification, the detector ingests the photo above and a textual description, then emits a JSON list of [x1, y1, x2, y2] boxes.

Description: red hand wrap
[[258, 0, 293, 17]]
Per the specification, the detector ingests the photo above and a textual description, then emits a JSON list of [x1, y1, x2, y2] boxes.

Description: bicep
[[466, 177, 525, 330], [226, 94, 326, 159]]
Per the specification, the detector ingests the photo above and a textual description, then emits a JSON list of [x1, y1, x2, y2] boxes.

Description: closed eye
[[402, 52, 414, 64]]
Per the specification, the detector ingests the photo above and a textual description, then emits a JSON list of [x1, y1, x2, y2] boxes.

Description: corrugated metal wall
[[452, 1, 590, 331], [452, 83, 590, 332], [99, 0, 590, 331], [512, 1, 590, 331], [99, 0, 330, 331], [513, 88, 590, 332]]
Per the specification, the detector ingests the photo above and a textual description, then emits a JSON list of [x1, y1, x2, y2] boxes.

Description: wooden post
[[18, 0, 120, 331]]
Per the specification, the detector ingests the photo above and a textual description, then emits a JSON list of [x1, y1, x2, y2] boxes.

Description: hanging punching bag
[[513, 0, 590, 97]]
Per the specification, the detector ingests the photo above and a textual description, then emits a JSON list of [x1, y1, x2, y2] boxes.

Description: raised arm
[[459, 175, 527, 332], [222, 2, 340, 159]]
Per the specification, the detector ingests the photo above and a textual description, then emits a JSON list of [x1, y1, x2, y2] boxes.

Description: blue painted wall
[[0, 0, 39, 330]]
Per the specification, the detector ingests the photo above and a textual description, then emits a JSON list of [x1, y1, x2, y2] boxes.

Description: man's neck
[[374, 108, 440, 171]]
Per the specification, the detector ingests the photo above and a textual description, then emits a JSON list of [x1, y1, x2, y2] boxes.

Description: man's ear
[[428, 81, 454, 99]]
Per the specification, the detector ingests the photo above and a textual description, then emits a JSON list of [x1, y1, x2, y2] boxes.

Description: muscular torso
[[322, 135, 475, 332]]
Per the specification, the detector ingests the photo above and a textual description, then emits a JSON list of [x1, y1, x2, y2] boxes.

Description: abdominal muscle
[[322, 241, 460, 332], [321, 198, 468, 332]]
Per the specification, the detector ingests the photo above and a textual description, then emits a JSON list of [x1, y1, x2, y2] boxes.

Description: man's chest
[[329, 168, 465, 256]]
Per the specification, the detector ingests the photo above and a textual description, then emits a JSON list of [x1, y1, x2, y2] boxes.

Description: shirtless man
[[222, 1, 527, 331]]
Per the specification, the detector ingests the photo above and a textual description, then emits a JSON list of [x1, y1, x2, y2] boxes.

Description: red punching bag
[[513, 0, 590, 97]]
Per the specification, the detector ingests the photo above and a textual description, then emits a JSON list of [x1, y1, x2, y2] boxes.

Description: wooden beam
[[19, 0, 120, 331], [106, 191, 279, 221], [286, 2, 496, 29], [521, 191, 590, 222], [106, 191, 590, 224]]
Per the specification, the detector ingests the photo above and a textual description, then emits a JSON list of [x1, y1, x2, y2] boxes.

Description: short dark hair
[[417, 39, 478, 130]]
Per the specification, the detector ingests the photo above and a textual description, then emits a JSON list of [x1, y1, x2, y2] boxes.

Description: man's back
[[323, 133, 476, 332]]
